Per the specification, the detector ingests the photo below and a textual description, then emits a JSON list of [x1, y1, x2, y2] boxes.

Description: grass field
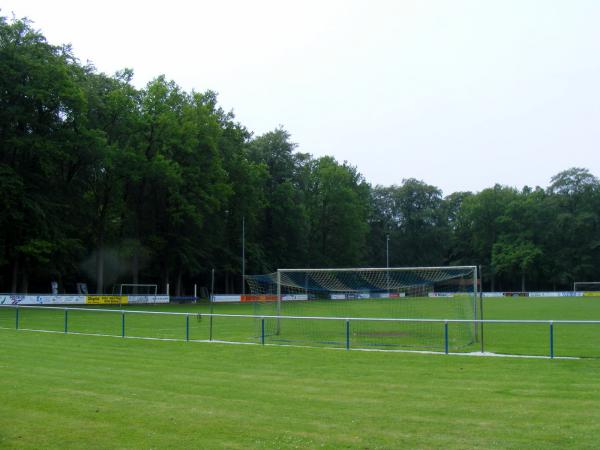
[[2, 297, 600, 448], [2, 328, 600, 449], [2, 296, 600, 357]]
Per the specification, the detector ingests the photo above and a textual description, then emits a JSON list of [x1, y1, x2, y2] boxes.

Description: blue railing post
[[261, 318, 265, 345], [346, 320, 350, 350], [15, 306, 19, 330], [550, 321, 554, 359], [64, 309, 68, 333], [444, 321, 449, 354], [186, 314, 190, 341]]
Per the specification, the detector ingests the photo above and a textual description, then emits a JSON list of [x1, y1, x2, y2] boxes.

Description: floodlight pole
[[209, 268, 215, 341], [478, 265, 484, 352], [276, 269, 281, 335], [386, 234, 390, 269], [242, 216, 245, 296], [386, 234, 390, 293]]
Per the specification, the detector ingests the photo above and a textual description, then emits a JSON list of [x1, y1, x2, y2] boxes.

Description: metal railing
[[1, 304, 599, 358]]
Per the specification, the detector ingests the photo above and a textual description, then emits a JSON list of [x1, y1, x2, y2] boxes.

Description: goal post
[[573, 282, 600, 292], [115, 284, 158, 296], [246, 265, 479, 351]]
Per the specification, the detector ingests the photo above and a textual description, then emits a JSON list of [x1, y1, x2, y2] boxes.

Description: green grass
[[3, 296, 600, 357], [1, 296, 478, 352], [2, 298, 600, 448], [256, 295, 477, 351], [1, 329, 600, 449], [480, 297, 600, 358]]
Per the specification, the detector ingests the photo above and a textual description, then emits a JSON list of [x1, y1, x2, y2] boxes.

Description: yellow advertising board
[[583, 292, 600, 297], [86, 295, 128, 305]]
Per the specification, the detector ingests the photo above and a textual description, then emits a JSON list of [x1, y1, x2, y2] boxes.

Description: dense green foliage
[[2, 327, 600, 448], [1, 17, 600, 293]]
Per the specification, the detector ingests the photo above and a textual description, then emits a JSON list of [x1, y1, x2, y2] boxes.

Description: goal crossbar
[[278, 266, 477, 273], [573, 282, 600, 291], [243, 266, 481, 350], [117, 284, 158, 295]]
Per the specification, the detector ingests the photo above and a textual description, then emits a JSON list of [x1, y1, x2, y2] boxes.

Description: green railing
[[2, 305, 600, 358]]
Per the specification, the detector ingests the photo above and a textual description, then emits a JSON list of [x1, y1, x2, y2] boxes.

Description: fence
[[0, 293, 169, 305], [1, 305, 599, 358]]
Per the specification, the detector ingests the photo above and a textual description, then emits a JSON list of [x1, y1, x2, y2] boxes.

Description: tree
[[455, 185, 519, 290], [247, 128, 309, 271], [75, 69, 143, 293], [305, 156, 370, 267], [0, 16, 88, 292], [492, 240, 542, 292], [369, 179, 448, 267], [443, 191, 474, 265], [545, 168, 600, 288], [548, 167, 599, 198]]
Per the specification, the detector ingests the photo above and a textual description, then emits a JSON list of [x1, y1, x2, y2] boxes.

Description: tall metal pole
[[209, 268, 215, 341], [386, 234, 390, 293], [276, 269, 281, 335], [242, 216, 245, 296], [479, 264, 484, 353], [386, 234, 390, 269]]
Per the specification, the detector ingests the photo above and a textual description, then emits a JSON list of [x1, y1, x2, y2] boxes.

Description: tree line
[[1, 16, 599, 294]]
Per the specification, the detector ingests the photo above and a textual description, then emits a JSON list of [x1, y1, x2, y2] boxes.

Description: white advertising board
[[528, 292, 582, 297], [0, 294, 169, 305], [128, 295, 169, 304], [0, 294, 86, 305], [282, 294, 308, 301], [212, 295, 242, 303]]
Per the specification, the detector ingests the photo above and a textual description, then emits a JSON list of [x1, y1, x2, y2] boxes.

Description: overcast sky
[[3, 0, 599, 195]]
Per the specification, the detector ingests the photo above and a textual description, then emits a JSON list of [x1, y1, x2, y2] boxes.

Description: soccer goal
[[246, 266, 479, 351], [114, 284, 158, 296], [573, 282, 600, 292]]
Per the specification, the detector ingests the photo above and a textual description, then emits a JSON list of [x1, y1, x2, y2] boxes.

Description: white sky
[[3, 0, 600, 195]]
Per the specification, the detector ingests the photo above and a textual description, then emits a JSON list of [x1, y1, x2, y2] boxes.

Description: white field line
[[0, 326, 579, 360]]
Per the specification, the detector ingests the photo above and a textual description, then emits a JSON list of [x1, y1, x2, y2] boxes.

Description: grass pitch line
[[330, 346, 579, 360], [0, 326, 580, 359]]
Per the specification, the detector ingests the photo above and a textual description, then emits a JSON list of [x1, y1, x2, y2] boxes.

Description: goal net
[[114, 284, 158, 296], [573, 282, 600, 293], [246, 266, 478, 351]]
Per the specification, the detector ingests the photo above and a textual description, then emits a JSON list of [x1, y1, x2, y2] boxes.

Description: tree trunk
[[176, 268, 183, 296], [57, 273, 63, 294], [20, 262, 28, 294], [162, 267, 170, 295], [11, 257, 19, 293], [521, 272, 526, 293], [132, 253, 139, 286], [96, 246, 104, 294]]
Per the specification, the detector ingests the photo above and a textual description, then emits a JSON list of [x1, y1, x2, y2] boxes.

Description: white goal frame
[[276, 265, 478, 301], [116, 284, 158, 296], [275, 265, 479, 333], [573, 282, 600, 292]]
